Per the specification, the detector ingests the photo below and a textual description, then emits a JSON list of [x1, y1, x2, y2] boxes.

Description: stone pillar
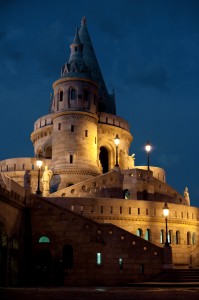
[[162, 245, 173, 270]]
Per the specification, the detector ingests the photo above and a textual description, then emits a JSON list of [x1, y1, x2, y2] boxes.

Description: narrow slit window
[[71, 125, 74, 132], [70, 155, 73, 164], [97, 252, 102, 265], [85, 130, 88, 137], [119, 258, 123, 270], [58, 123, 61, 130], [59, 90, 63, 101]]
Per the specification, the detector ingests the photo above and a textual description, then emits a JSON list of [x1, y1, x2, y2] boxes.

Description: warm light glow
[[163, 202, 169, 217], [114, 134, 120, 146], [145, 141, 151, 153], [36, 159, 43, 168]]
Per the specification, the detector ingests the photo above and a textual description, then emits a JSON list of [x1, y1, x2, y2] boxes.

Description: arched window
[[187, 232, 191, 245], [175, 230, 180, 244], [38, 236, 50, 243], [145, 229, 151, 242], [136, 228, 142, 238], [168, 230, 172, 244], [160, 229, 164, 244], [70, 89, 76, 100], [99, 146, 109, 173], [62, 244, 73, 269], [83, 89, 90, 109], [59, 90, 63, 102], [44, 146, 52, 159], [123, 189, 130, 199], [192, 232, 196, 245]]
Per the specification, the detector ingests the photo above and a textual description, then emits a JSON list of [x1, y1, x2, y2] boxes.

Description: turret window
[[59, 90, 63, 102], [83, 89, 90, 109], [70, 89, 76, 100], [71, 125, 74, 132]]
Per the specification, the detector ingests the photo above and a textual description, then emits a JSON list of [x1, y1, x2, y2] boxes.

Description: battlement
[[98, 112, 130, 131]]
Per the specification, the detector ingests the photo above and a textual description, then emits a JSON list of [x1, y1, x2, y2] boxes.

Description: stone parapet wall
[[46, 196, 199, 266], [135, 166, 166, 182], [98, 112, 130, 131], [49, 169, 123, 199]]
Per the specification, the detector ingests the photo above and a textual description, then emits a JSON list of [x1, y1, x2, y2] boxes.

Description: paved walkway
[[1, 286, 199, 300]]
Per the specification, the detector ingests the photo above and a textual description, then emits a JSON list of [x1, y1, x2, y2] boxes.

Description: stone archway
[[99, 146, 109, 173], [0, 222, 8, 286], [33, 249, 52, 286], [44, 146, 52, 159]]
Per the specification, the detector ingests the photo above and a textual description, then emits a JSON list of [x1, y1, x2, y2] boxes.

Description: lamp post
[[114, 134, 120, 167], [163, 202, 170, 247], [36, 159, 43, 195], [145, 140, 151, 170]]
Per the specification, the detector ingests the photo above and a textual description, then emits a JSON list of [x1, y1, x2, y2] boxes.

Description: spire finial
[[81, 16, 86, 25]]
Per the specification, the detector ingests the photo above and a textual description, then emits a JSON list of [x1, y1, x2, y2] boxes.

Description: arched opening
[[62, 244, 73, 270], [136, 228, 142, 238], [44, 146, 52, 159], [123, 189, 130, 199], [175, 230, 180, 244], [187, 232, 191, 245], [0, 222, 8, 287], [33, 249, 52, 286], [10, 237, 19, 286], [38, 236, 50, 243], [99, 146, 109, 173], [145, 229, 151, 242], [70, 89, 76, 100], [192, 232, 196, 245], [160, 229, 164, 244], [168, 230, 172, 244], [59, 90, 63, 102]]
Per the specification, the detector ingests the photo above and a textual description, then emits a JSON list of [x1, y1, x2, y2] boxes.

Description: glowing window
[[97, 252, 102, 265], [145, 229, 151, 241], [38, 236, 50, 243], [160, 230, 164, 244], [136, 228, 142, 238], [119, 257, 123, 270]]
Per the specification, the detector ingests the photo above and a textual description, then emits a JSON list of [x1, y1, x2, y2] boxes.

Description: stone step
[[155, 269, 199, 282]]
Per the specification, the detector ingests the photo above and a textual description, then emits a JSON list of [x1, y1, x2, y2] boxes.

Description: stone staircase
[[156, 268, 199, 282]]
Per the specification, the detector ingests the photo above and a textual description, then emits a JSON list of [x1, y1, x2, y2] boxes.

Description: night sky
[[0, 0, 199, 206]]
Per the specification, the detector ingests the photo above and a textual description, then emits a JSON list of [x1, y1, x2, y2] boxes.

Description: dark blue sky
[[0, 0, 199, 206]]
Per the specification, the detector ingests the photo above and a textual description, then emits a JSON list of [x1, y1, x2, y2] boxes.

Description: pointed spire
[[81, 16, 87, 25], [61, 27, 90, 78], [73, 27, 81, 44], [68, 28, 83, 65], [79, 17, 116, 114]]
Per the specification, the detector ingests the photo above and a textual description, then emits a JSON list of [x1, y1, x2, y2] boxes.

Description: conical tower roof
[[79, 17, 116, 114]]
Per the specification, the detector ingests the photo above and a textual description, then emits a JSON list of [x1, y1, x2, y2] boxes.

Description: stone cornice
[[53, 77, 98, 89]]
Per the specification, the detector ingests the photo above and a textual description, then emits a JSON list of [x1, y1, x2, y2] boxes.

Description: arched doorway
[[33, 249, 52, 286], [44, 146, 52, 159], [0, 222, 8, 286], [99, 147, 109, 173], [62, 244, 73, 270]]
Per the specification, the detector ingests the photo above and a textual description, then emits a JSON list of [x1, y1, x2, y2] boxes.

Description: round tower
[[31, 27, 101, 189]]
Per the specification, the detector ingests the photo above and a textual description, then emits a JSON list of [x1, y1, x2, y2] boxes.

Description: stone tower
[[31, 17, 133, 190]]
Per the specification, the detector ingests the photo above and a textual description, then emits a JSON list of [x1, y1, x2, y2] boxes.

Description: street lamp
[[163, 202, 170, 246], [36, 158, 43, 195], [145, 140, 151, 170], [114, 134, 120, 167]]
